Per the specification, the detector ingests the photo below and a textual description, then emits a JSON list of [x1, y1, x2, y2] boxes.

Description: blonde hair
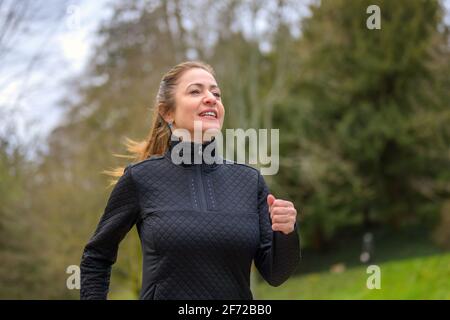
[[104, 61, 216, 185]]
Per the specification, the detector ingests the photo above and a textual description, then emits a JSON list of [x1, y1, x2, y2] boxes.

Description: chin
[[199, 119, 220, 129], [202, 124, 221, 132]]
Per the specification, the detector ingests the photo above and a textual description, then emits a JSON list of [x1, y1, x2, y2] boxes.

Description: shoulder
[[220, 158, 262, 178], [220, 159, 268, 194], [126, 154, 166, 171]]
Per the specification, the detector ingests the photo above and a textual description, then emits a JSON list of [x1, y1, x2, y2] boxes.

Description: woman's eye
[[190, 89, 220, 98]]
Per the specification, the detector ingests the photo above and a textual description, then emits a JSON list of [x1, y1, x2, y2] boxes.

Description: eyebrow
[[186, 83, 220, 91]]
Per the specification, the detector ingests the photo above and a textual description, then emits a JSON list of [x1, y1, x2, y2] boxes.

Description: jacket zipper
[[195, 165, 208, 211]]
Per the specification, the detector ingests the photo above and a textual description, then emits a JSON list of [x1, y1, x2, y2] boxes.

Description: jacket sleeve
[[80, 165, 140, 300], [253, 172, 301, 287]]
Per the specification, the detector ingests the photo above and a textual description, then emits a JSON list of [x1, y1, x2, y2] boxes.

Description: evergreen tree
[[286, 0, 450, 248]]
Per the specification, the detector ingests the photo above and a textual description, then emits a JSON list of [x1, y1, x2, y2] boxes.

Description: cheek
[[219, 104, 225, 119], [180, 107, 197, 119], [175, 99, 198, 121]]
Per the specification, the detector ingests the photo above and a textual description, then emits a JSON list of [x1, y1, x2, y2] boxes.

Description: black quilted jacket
[[80, 135, 300, 300]]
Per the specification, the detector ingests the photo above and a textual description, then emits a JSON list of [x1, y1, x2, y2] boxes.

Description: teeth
[[200, 111, 216, 118]]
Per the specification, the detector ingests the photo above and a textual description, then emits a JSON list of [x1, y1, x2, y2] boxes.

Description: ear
[[160, 111, 174, 124]]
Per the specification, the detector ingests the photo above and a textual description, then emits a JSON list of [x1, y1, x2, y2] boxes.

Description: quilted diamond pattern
[[80, 137, 300, 300], [80, 165, 140, 300]]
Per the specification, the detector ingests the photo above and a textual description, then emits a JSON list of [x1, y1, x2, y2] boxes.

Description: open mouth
[[198, 110, 218, 119]]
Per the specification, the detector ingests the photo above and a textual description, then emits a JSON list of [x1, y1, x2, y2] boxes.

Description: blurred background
[[0, 0, 449, 299]]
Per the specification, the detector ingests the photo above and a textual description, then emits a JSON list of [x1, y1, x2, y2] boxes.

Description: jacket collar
[[165, 134, 222, 170]]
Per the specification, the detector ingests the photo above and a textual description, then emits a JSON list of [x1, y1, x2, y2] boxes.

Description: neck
[[171, 128, 218, 144], [167, 133, 219, 166]]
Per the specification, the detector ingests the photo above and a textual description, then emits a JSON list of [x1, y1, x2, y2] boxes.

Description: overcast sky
[[0, 0, 112, 155]]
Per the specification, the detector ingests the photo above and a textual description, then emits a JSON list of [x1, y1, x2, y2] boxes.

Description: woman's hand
[[267, 194, 298, 235]]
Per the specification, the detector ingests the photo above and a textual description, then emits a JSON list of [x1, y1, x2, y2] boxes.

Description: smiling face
[[165, 67, 225, 142]]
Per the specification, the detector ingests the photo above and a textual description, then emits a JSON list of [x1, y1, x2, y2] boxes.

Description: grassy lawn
[[253, 252, 450, 299]]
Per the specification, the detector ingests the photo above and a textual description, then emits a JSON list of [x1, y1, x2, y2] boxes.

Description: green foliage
[[280, 0, 450, 248], [0, 138, 49, 298]]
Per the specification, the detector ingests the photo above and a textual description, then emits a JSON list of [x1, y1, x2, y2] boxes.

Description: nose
[[203, 91, 217, 106]]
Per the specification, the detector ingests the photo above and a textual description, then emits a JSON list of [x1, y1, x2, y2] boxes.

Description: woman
[[80, 61, 300, 300]]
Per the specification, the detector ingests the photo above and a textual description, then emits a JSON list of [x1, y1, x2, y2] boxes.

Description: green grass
[[253, 252, 450, 299]]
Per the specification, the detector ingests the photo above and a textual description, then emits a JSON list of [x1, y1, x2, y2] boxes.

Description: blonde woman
[[80, 61, 300, 300]]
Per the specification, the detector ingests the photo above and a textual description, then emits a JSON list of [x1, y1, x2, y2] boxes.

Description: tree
[[287, 0, 450, 248]]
